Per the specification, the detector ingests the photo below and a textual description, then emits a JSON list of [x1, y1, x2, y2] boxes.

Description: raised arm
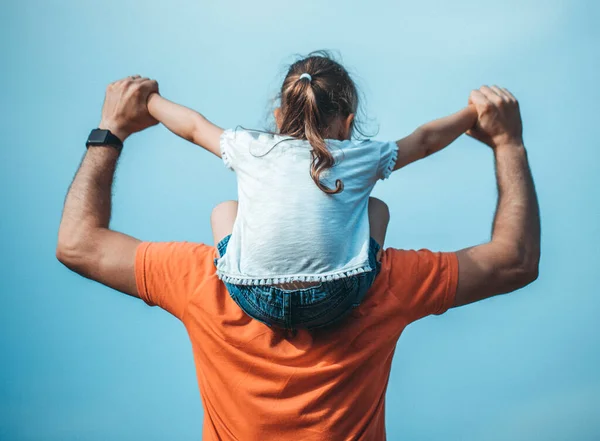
[[393, 105, 477, 170], [56, 76, 159, 297], [147, 93, 223, 157], [453, 86, 540, 307]]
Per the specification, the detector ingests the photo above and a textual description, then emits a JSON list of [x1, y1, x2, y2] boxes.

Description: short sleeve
[[219, 128, 243, 171], [376, 141, 399, 180], [134, 241, 217, 321], [379, 248, 458, 323]]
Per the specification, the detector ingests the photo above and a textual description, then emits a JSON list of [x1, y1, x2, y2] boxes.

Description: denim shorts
[[215, 235, 381, 331]]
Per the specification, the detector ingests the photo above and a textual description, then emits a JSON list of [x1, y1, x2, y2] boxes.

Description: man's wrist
[[491, 131, 524, 149], [98, 120, 129, 143], [494, 141, 527, 159]]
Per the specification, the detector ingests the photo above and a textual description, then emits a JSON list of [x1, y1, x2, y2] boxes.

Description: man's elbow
[[505, 254, 540, 291], [56, 235, 94, 273], [515, 263, 539, 288], [56, 242, 81, 271]]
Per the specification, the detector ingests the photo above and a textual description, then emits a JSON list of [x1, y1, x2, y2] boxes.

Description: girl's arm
[[393, 105, 477, 170], [147, 93, 224, 157]]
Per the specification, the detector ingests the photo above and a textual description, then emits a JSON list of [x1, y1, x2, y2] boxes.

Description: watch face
[[88, 129, 109, 144]]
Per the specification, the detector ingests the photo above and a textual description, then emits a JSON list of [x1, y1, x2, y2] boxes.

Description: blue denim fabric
[[215, 235, 381, 330]]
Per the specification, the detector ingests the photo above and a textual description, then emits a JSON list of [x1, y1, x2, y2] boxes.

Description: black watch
[[86, 129, 124, 151]]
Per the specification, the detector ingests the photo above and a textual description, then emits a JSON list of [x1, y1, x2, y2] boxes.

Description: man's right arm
[[453, 86, 540, 307]]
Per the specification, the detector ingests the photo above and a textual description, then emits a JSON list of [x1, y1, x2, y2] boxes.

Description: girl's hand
[[466, 94, 494, 147], [147, 90, 161, 110]]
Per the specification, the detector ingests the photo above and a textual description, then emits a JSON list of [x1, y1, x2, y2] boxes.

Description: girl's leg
[[368, 197, 390, 260], [211, 200, 238, 246]]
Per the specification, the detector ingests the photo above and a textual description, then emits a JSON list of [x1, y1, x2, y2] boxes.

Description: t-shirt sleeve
[[380, 248, 458, 323], [134, 241, 217, 321], [376, 140, 399, 180], [219, 128, 242, 171]]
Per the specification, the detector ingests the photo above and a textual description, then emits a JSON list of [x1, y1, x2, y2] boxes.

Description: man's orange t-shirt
[[135, 242, 458, 440]]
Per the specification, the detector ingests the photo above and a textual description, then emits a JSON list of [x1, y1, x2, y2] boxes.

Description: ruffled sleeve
[[219, 129, 237, 170], [377, 141, 399, 180]]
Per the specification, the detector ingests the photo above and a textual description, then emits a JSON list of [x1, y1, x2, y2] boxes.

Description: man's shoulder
[[134, 240, 224, 319], [381, 247, 436, 268], [137, 240, 216, 263], [375, 247, 458, 318], [380, 247, 458, 282]]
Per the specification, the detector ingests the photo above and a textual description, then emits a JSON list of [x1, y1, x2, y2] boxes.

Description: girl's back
[[216, 129, 397, 285]]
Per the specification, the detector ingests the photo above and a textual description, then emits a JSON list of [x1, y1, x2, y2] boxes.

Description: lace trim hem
[[216, 263, 373, 286]]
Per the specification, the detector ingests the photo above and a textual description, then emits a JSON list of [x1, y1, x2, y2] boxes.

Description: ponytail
[[278, 53, 359, 195], [303, 83, 344, 194]]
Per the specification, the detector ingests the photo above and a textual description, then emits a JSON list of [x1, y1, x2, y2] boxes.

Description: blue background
[[1, 0, 599, 439]]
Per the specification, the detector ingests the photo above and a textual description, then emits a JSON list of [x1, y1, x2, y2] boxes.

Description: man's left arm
[[56, 76, 158, 297]]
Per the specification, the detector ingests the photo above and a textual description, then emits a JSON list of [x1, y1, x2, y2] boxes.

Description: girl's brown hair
[[278, 51, 360, 194]]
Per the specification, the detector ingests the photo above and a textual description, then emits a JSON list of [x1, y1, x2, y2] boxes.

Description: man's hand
[[99, 75, 159, 142], [467, 85, 523, 149]]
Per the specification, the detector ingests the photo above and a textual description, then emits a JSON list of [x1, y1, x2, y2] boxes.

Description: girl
[[147, 52, 476, 330]]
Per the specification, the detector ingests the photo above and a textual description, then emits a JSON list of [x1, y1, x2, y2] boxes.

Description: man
[[56, 76, 539, 440]]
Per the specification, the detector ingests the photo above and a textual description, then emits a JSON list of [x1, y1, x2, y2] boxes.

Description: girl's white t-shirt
[[215, 128, 398, 285]]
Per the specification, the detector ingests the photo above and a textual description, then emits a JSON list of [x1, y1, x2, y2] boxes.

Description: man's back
[[135, 242, 458, 440]]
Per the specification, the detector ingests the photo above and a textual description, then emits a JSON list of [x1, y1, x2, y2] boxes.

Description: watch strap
[[86, 129, 124, 151]]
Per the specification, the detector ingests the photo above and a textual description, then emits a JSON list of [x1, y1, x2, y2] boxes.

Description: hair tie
[[299, 73, 312, 82]]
